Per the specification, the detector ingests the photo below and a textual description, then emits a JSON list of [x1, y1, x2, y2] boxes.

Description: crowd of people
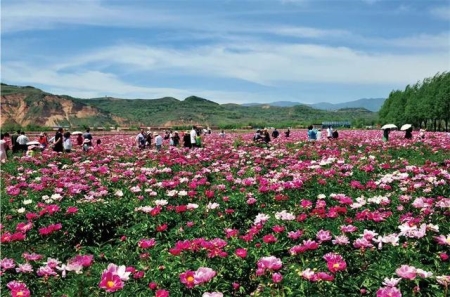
[[135, 126, 213, 151], [0, 128, 100, 163], [1, 124, 445, 164]]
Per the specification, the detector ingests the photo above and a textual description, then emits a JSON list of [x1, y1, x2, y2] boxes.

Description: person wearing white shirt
[[327, 126, 333, 141], [190, 126, 197, 148], [16, 131, 29, 152], [154, 132, 163, 151]]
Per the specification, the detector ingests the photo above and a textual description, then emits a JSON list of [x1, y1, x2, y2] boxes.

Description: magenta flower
[[396, 265, 417, 280], [138, 238, 156, 249], [376, 286, 402, 297], [155, 289, 170, 297], [179, 270, 196, 288], [272, 272, 283, 283], [99, 271, 124, 292], [235, 248, 247, 258], [7, 281, 30, 297]]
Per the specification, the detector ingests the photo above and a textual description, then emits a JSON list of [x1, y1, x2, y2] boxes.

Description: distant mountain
[[310, 98, 385, 112], [1, 83, 378, 129], [242, 98, 386, 112]]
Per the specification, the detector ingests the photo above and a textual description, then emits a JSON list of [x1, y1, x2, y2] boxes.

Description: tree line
[[379, 72, 450, 131]]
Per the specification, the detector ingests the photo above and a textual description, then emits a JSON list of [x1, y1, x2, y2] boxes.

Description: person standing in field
[[171, 131, 180, 147], [146, 130, 153, 148], [183, 131, 191, 148], [316, 129, 322, 141], [11, 130, 20, 154], [154, 132, 163, 151], [263, 129, 271, 144], [76, 133, 83, 146], [404, 127, 413, 139], [382, 128, 390, 142], [16, 131, 29, 153], [307, 125, 317, 142], [83, 128, 93, 148], [190, 126, 197, 148], [53, 128, 64, 153], [0, 133, 9, 163], [63, 131, 72, 153], [136, 129, 146, 149], [327, 126, 333, 141]]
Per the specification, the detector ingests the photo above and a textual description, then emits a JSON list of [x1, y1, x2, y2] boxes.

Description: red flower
[[156, 224, 168, 232]]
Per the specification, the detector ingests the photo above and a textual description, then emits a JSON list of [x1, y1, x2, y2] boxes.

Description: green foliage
[[379, 72, 450, 131]]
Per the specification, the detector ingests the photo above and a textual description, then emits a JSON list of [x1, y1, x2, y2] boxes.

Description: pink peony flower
[[7, 281, 30, 297], [396, 265, 417, 280], [36, 265, 57, 277], [138, 238, 156, 249], [376, 286, 402, 297], [179, 270, 196, 288], [257, 256, 282, 271], [235, 248, 247, 258], [272, 272, 283, 283], [99, 271, 124, 292], [1, 258, 15, 270], [16, 263, 33, 274], [155, 289, 170, 297], [194, 267, 217, 284], [105, 263, 130, 281]]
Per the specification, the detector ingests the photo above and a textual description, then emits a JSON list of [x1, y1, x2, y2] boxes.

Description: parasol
[[381, 124, 397, 130], [26, 141, 41, 146], [71, 131, 84, 135], [400, 124, 412, 131]]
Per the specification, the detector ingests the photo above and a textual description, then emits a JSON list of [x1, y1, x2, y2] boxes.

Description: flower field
[[1, 130, 449, 297]]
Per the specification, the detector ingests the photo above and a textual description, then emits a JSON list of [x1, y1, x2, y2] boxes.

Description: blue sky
[[1, 0, 449, 104]]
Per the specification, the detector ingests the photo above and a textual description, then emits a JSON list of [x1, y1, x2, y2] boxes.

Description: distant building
[[322, 121, 351, 128]]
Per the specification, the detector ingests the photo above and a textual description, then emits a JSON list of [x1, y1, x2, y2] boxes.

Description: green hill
[[1, 83, 378, 129]]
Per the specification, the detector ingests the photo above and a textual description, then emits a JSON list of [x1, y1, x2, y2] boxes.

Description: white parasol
[[381, 124, 397, 130], [26, 141, 41, 146], [71, 131, 84, 135], [400, 124, 412, 131]]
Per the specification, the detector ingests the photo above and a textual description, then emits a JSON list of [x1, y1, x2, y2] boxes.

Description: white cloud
[[269, 26, 350, 38], [1, 61, 272, 103], [1, 0, 179, 33], [430, 6, 450, 21], [4, 38, 448, 95]]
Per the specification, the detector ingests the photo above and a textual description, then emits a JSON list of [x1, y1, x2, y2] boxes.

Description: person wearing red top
[[38, 133, 49, 150]]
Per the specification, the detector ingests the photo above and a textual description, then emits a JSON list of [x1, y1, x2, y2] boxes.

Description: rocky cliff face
[[0, 93, 124, 127]]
